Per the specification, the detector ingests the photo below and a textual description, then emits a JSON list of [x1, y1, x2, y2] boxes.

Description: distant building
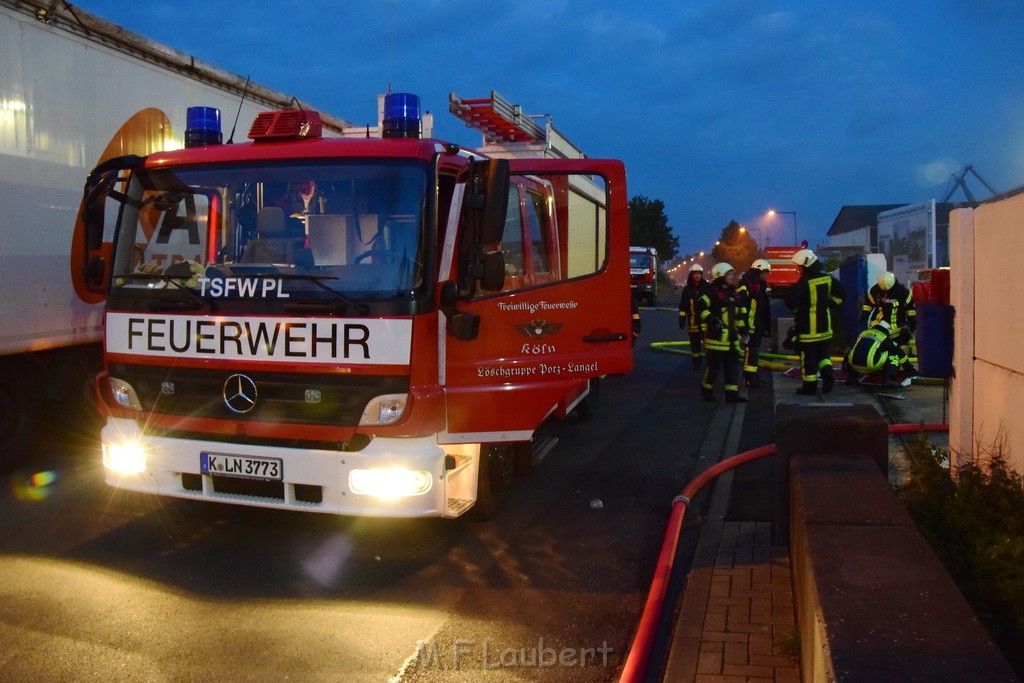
[[826, 204, 905, 253], [826, 202, 958, 282]]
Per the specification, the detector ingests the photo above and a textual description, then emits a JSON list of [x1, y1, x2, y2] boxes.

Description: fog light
[[358, 393, 408, 426], [108, 377, 142, 410], [103, 441, 146, 474], [349, 468, 431, 498]]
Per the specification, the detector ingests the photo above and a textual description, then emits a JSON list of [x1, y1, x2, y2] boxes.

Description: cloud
[[917, 158, 961, 187]]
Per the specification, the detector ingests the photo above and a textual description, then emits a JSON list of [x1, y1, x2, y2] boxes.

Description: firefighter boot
[[795, 382, 818, 396], [821, 365, 835, 394], [701, 387, 716, 402], [881, 363, 900, 388], [744, 372, 763, 389], [725, 391, 748, 403]]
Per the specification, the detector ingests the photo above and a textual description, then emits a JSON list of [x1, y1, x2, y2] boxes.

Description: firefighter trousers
[[703, 348, 740, 393], [799, 339, 834, 385]]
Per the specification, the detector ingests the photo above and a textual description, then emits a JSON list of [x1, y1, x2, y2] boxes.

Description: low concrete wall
[[778, 404, 1017, 682]]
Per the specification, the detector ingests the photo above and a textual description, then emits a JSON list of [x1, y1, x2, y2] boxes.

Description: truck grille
[[109, 363, 408, 427]]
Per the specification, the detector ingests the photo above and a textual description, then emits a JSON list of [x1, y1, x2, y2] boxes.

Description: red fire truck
[[629, 246, 659, 306], [73, 94, 633, 519], [762, 245, 803, 298]]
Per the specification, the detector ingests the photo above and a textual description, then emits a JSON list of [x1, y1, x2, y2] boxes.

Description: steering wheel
[[354, 249, 398, 265]]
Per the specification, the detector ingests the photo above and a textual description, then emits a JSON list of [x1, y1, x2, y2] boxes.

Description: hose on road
[[618, 422, 950, 682]]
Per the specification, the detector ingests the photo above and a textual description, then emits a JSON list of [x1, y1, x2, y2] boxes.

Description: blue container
[[915, 302, 954, 378], [838, 255, 867, 343], [184, 106, 222, 147]]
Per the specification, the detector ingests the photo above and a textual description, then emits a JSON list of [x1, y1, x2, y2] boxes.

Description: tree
[[710, 220, 760, 273], [628, 196, 679, 263]]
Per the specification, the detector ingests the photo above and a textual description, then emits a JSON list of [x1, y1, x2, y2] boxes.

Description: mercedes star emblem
[[223, 373, 258, 414]]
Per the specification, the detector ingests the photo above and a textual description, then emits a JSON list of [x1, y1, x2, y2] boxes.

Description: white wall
[[828, 226, 870, 249], [950, 191, 1024, 472]]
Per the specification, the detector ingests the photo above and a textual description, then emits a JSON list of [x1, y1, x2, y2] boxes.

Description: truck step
[[531, 436, 559, 466]]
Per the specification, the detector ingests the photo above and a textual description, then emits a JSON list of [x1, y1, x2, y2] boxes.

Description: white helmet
[[792, 248, 817, 267], [710, 262, 734, 279], [751, 258, 771, 273], [878, 271, 896, 291], [688, 263, 704, 273], [872, 320, 891, 333]]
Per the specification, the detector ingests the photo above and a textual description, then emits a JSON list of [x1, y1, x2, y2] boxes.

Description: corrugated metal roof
[[827, 204, 905, 236]]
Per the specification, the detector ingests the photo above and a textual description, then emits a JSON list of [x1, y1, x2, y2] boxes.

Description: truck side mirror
[[473, 250, 506, 292], [458, 159, 510, 295], [468, 159, 510, 244], [439, 280, 480, 341], [76, 155, 146, 295]]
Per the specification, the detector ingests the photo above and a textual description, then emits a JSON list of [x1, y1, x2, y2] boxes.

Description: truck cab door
[[440, 158, 633, 442]]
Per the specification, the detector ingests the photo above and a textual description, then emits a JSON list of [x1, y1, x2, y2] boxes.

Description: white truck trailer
[[0, 0, 351, 469]]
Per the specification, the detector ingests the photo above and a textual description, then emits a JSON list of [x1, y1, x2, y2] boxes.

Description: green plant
[[775, 628, 800, 663], [900, 432, 1024, 676]]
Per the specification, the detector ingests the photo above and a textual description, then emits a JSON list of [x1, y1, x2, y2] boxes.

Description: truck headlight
[[358, 393, 408, 426], [349, 468, 432, 498], [103, 440, 146, 474], [108, 377, 142, 410]]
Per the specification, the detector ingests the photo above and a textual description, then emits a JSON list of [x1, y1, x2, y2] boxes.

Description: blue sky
[[76, 0, 1024, 258]]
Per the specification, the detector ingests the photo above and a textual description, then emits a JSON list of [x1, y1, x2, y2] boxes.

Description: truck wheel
[[472, 443, 515, 521], [0, 375, 37, 473]]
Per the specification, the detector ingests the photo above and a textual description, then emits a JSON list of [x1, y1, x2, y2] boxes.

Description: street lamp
[[739, 225, 762, 245], [767, 209, 798, 244]]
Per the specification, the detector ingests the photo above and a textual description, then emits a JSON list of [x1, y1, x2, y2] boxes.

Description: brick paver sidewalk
[[695, 522, 799, 682], [667, 520, 800, 682]]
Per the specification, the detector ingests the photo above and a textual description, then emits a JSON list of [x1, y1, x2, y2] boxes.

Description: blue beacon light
[[382, 93, 421, 139], [185, 106, 223, 148]]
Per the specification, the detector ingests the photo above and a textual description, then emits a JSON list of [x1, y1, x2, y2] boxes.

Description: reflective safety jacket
[[698, 280, 747, 352], [847, 324, 908, 374], [785, 263, 845, 343], [861, 281, 915, 335], [678, 277, 706, 334], [737, 269, 772, 336]]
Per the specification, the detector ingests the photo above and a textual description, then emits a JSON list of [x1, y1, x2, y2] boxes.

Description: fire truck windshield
[[110, 160, 429, 301]]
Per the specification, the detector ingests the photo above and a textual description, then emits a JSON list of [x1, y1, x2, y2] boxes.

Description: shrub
[[900, 433, 1024, 675]]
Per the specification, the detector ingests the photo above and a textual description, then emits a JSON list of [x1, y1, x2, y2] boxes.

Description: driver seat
[[240, 207, 312, 267]]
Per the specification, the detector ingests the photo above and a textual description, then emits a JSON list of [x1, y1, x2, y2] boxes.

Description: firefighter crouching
[[698, 262, 747, 403], [678, 263, 707, 370], [845, 320, 908, 387], [785, 248, 845, 396], [862, 270, 918, 375], [737, 259, 772, 389]]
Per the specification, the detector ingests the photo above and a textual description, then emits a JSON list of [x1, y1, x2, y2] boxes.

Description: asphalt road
[[0, 300, 775, 682]]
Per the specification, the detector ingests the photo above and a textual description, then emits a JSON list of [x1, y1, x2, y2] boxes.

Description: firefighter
[[677, 263, 707, 369], [697, 262, 747, 403], [845, 320, 908, 387], [785, 248, 845, 396], [861, 271, 918, 374], [737, 258, 772, 389]]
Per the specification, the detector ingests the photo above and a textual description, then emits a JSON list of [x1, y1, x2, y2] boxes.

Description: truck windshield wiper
[[118, 273, 219, 311], [275, 274, 370, 316]]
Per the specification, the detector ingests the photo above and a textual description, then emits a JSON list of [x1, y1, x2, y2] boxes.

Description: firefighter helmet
[[878, 271, 896, 291], [872, 320, 891, 333], [791, 248, 817, 267], [751, 258, 771, 273], [710, 262, 734, 279], [688, 263, 704, 272]]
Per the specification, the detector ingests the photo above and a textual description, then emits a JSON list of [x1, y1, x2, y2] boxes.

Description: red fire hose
[[618, 422, 950, 682]]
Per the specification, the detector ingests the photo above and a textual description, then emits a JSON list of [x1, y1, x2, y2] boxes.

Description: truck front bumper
[[100, 418, 480, 518]]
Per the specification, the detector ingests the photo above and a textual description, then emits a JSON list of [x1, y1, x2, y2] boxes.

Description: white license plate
[[200, 452, 283, 481]]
